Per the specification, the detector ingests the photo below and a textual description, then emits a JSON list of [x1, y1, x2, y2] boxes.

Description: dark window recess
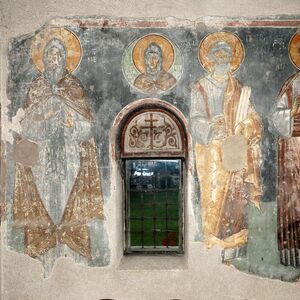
[[125, 159, 183, 253]]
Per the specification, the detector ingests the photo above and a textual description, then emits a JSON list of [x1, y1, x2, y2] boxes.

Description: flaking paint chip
[[221, 135, 247, 171]]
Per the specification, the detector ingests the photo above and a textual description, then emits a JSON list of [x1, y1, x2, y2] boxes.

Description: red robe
[[277, 72, 300, 267]]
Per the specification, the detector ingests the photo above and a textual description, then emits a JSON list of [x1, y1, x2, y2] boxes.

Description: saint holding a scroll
[[190, 31, 262, 261]]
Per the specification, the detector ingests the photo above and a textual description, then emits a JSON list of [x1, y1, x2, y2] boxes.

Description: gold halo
[[199, 31, 245, 73], [132, 34, 175, 73], [31, 27, 82, 73], [289, 31, 300, 70]]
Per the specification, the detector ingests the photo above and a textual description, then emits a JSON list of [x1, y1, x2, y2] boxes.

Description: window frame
[[119, 107, 187, 255], [123, 157, 185, 255]]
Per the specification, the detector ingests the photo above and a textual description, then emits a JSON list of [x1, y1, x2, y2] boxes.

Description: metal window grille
[[124, 159, 184, 254]]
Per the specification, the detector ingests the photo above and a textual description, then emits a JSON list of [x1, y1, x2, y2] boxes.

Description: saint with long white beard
[[13, 31, 104, 273], [190, 32, 262, 262]]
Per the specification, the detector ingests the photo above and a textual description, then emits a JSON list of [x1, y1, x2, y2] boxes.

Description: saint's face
[[211, 47, 232, 76], [214, 48, 232, 65], [43, 43, 66, 85], [45, 46, 63, 72], [144, 43, 163, 75], [147, 52, 161, 72]]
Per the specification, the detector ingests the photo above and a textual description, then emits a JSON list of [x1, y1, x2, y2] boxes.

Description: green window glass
[[125, 159, 183, 254]]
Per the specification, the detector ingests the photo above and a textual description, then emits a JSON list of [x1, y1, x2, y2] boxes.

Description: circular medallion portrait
[[122, 33, 183, 94]]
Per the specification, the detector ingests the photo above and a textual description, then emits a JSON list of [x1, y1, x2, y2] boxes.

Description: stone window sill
[[118, 254, 187, 270]]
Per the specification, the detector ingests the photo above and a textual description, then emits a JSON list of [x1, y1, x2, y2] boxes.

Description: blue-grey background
[[6, 24, 300, 280]]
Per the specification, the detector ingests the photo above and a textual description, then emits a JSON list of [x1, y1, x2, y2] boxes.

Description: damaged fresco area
[[3, 16, 300, 280], [190, 31, 263, 260], [5, 27, 110, 276]]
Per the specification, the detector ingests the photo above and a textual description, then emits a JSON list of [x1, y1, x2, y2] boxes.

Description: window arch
[[121, 108, 186, 158], [117, 100, 188, 254]]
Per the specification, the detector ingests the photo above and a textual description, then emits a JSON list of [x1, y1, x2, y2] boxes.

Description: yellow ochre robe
[[191, 74, 262, 251]]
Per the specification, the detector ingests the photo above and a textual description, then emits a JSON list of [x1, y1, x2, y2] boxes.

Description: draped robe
[[190, 74, 262, 254], [271, 71, 300, 268], [13, 73, 104, 258], [134, 70, 176, 93]]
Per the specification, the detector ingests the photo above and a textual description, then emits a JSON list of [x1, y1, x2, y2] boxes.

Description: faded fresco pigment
[[190, 31, 262, 261], [3, 16, 300, 281]]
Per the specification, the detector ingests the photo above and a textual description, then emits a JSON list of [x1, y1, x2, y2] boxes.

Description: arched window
[[120, 107, 187, 254]]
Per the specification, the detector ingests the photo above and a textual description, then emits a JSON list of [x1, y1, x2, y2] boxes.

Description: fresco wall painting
[[3, 16, 300, 281]]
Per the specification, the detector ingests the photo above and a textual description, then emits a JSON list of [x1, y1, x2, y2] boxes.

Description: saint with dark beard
[[13, 36, 104, 266], [133, 42, 176, 93]]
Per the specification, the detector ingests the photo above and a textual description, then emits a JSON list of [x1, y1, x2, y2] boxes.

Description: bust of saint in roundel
[[122, 34, 183, 94]]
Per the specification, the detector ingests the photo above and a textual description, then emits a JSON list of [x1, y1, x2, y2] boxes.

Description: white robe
[[21, 95, 92, 224], [271, 74, 300, 138], [190, 75, 227, 145]]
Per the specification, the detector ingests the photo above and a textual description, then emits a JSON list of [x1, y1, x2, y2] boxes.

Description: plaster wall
[[1, 1, 300, 300]]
